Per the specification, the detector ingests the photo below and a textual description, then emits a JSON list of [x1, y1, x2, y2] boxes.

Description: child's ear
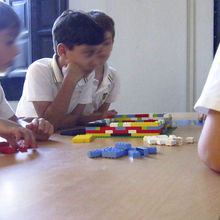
[[57, 43, 67, 57]]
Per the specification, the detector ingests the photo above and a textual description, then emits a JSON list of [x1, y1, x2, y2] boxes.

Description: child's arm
[[197, 109, 220, 173], [33, 63, 84, 130], [0, 117, 36, 147], [11, 116, 54, 141], [78, 102, 117, 125], [56, 104, 86, 129]]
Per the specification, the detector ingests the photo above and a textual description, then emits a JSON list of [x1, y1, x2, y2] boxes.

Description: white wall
[[69, 0, 213, 113]]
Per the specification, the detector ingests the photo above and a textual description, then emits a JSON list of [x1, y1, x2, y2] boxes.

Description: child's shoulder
[[105, 64, 119, 82], [28, 58, 52, 73]]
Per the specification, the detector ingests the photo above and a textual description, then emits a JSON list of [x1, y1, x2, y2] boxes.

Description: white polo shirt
[[194, 45, 220, 114], [16, 55, 93, 117], [0, 85, 14, 119], [83, 63, 120, 115]]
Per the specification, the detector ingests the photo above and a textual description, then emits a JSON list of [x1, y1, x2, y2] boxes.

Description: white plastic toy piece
[[173, 137, 183, 145], [165, 139, 177, 146], [185, 137, 194, 144]]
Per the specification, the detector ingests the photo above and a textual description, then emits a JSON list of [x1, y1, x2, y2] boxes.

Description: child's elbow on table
[[198, 141, 220, 173]]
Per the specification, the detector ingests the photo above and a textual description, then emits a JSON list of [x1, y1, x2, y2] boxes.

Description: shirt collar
[[51, 54, 63, 83]]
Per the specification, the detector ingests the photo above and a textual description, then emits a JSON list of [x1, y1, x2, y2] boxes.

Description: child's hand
[[0, 126, 36, 148], [106, 109, 118, 116], [26, 118, 54, 141], [65, 62, 85, 82]]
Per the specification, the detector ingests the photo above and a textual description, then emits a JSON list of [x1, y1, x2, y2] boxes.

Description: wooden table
[[0, 113, 219, 220]]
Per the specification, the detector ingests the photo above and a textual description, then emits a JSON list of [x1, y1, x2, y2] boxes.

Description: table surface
[[0, 113, 219, 220]]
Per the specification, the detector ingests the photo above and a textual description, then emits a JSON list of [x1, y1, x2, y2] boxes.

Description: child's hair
[[52, 10, 105, 55], [0, 2, 20, 33], [88, 10, 115, 40]]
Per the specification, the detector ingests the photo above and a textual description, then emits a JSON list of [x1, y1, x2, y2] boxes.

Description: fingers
[[28, 118, 54, 139], [11, 127, 36, 147]]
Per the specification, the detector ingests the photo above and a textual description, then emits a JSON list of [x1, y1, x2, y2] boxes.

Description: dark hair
[[88, 10, 115, 40], [0, 2, 20, 33], [52, 10, 105, 55]]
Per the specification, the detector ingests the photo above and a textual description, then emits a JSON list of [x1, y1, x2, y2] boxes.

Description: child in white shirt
[[194, 44, 220, 173], [80, 10, 120, 123]]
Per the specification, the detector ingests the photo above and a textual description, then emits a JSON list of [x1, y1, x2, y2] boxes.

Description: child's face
[[0, 28, 19, 72], [97, 31, 113, 65], [65, 44, 101, 75]]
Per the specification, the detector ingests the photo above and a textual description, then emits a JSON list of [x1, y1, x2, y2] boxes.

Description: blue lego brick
[[114, 115, 123, 118], [115, 127, 126, 130], [128, 150, 141, 158], [88, 149, 103, 158], [146, 147, 157, 154], [102, 147, 126, 158], [85, 127, 97, 131], [172, 120, 203, 126], [87, 121, 107, 127], [136, 147, 149, 157], [157, 114, 164, 117], [60, 128, 85, 136], [114, 142, 132, 154], [111, 134, 131, 137], [126, 114, 136, 118]]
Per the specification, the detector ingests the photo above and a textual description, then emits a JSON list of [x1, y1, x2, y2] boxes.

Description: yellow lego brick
[[93, 133, 111, 137], [72, 134, 94, 143], [131, 133, 160, 137], [130, 122, 159, 127]]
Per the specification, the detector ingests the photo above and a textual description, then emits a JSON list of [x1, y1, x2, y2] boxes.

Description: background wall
[[69, 0, 213, 113]]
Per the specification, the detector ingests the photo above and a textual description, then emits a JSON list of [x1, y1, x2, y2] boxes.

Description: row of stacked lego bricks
[[85, 114, 173, 137], [105, 113, 172, 129]]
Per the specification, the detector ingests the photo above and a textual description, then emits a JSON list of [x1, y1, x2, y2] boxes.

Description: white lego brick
[[169, 135, 177, 139], [110, 122, 118, 127], [165, 139, 177, 146], [105, 130, 113, 134], [148, 139, 157, 145], [173, 137, 183, 145], [156, 139, 166, 145], [185, 137, 194, 144], [128, 130, 137, 134]]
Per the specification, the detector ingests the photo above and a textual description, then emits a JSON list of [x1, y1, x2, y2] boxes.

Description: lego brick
[[88, 149, 103, 158], [111, 133, 131, 137], [93, 134, 111, 137], [146, 147, 157, 154], [136, 147, 149, 157], [86, 122, 107, 127], [185, 137, 194, 144], [72, 134, 94, 143], [102, 147, 126, 158], [128, 150, 141, 158], [115, 142, 132, 154], [60, 128, 85, 136]]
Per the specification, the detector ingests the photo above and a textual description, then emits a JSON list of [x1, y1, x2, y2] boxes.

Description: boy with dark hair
[[0, 2, 54, 147], [80, 10, 120, 123], [16, 10, 105, 130]]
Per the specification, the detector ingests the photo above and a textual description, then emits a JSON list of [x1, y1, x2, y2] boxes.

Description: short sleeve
[[105, 70, 120, 103], [0, 85, 14, 119], [25, 61, 55, 102], [194, 45, 220, 114]]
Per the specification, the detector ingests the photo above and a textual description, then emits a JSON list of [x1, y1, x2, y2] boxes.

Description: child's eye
[[103, 41, 111, 46], [7, 40, 14, 46]]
